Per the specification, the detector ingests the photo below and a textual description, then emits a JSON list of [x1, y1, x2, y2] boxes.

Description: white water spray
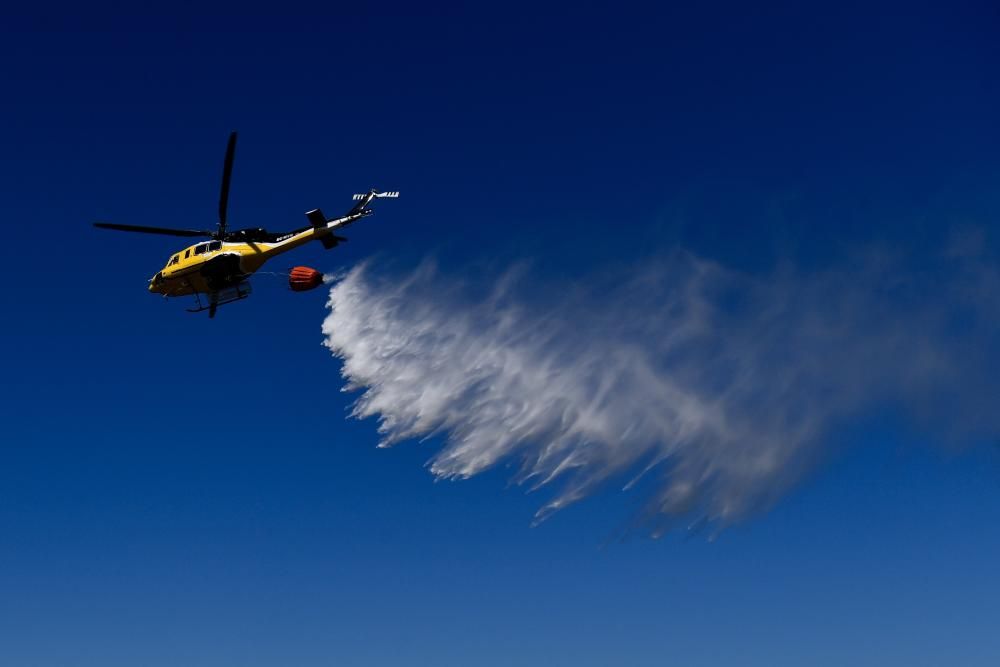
[[322, 247, 999, 534]]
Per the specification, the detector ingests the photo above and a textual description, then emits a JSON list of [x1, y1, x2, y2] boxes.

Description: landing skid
[[187, 282, 252, 318]]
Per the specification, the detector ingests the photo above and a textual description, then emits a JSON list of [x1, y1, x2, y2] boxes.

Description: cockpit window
[[208, 241, 222, 251], [169, 255, 179, 265]]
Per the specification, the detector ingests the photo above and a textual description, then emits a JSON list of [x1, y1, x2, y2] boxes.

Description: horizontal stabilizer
[[305, 208, 328, 228], [320, 234, 348, 250]]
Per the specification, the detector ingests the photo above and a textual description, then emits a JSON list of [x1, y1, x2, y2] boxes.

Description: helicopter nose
[[148, 272, 162, 292]]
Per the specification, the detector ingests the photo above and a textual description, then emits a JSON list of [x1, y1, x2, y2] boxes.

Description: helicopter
[[94, 131, 397, 317]]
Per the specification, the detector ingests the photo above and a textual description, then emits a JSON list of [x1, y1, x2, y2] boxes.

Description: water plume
[[322, 242, 999, 534]]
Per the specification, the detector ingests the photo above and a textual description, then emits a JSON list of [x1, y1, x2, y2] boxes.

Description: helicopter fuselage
[[149, 223, 338, 297]]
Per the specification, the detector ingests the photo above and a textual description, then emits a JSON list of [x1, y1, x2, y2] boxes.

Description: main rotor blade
[[94, 222, 214, 237], [217, 131, 237, 239]]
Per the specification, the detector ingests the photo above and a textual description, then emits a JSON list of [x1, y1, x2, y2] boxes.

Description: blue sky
[[1, 3, 999, 665]]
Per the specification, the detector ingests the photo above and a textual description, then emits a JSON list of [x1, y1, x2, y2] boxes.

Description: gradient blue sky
[[2, 3, 999, 665]]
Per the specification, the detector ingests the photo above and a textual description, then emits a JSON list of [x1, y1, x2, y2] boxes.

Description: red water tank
[[289, 266, 324, 291]]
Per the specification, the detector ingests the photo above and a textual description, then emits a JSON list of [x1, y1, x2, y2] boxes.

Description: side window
[[194, 244, 207, 255], [208, 241, 222, 252], [185, 249, 190, 258], [169, 255, 179, 265]]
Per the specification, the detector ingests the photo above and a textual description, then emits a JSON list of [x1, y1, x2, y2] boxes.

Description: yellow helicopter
[[94, 132, 397, 317]]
